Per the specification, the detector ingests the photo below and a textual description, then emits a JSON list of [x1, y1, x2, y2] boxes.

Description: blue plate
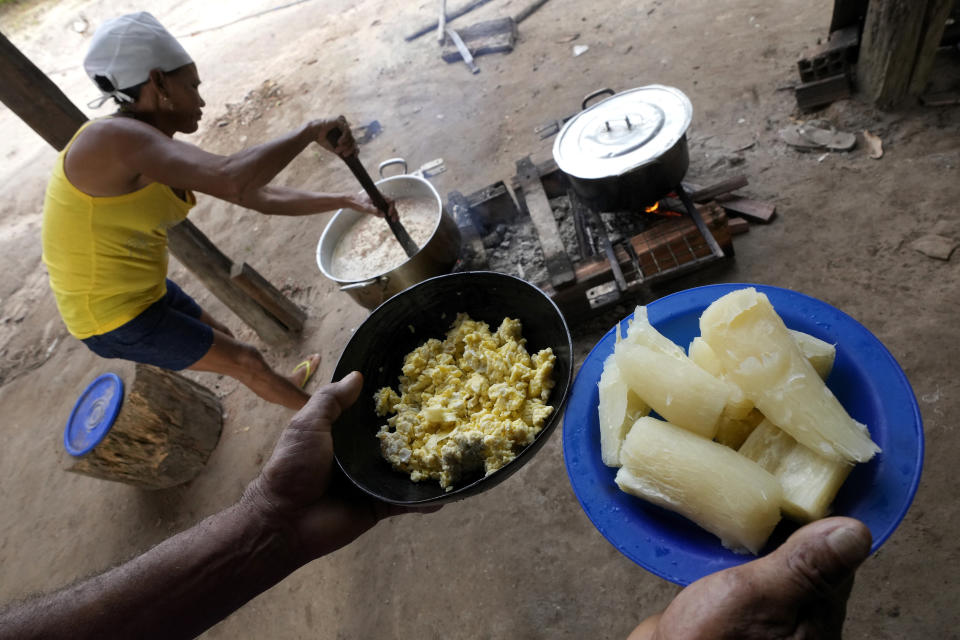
[[562, 283, 924, 586]]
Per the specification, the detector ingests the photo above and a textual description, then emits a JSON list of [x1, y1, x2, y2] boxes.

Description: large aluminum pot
[[316, 159, 461, 310], [553, 85, 692, 211]]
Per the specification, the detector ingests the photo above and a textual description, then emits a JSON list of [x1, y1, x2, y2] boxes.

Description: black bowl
[[331, 271, 574, 505]]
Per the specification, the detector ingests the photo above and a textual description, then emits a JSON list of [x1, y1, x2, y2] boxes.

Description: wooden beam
[[858, 0, 956, 108], [688, 176, 749, 203], [515, 156, 575, 289], [168, 220, 295, 345], [716, 195, 777, 223], [0, 32, 86, 150]]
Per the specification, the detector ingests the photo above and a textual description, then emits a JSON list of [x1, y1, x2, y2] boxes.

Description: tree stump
[[66, 365, 223, 489]]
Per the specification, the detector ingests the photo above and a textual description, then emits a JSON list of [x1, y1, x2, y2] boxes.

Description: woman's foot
[[289, 354, 321, 389]]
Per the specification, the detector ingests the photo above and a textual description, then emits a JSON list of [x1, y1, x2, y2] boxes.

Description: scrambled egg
[[375, 313, 556, 491]]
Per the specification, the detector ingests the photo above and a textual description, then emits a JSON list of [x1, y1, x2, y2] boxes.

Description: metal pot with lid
[[552, 85, 693, 211]]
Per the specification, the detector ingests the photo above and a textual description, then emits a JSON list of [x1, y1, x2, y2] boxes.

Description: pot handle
[[582, 88, 616, 110], [340, 275, 389, 292], [378, 158, 408, 178]]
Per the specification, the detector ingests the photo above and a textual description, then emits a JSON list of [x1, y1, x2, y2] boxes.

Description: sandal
[[779, 120, 856, 152], [291, 355, 320, 389]]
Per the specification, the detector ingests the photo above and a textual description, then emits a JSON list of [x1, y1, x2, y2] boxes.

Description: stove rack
[[448, 156, 735, 318]]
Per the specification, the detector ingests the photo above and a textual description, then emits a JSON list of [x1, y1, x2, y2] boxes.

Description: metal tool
[[591, 209, 628, 293], [446, 28, 480, 73], [438, 0, 447, 44], [326, 126, 419, 258]]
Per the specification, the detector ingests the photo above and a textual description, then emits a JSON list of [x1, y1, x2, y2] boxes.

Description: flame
[[645, 202, 660, 213]]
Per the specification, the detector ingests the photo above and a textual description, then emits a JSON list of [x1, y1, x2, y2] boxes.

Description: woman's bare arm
[[66, 116, 375, 215]]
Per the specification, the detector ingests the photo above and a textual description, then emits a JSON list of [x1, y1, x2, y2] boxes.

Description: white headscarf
[[83, 12, 193, 108]]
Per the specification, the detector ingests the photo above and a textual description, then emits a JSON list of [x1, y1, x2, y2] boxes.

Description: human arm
[[0, 372, 427, 640], [76, 115, 381, 215], [628, 517, 872, 640], [237, 184, 382, 217]]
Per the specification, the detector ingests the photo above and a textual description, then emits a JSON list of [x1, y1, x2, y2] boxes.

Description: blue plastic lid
[[64, 373, 124, 457]]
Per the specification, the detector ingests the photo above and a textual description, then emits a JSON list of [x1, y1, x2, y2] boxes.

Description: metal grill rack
[[449, 157, 733, 318]]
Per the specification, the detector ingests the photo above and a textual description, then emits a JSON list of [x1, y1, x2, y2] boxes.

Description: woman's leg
[[188, 329, 319, 411], [197, 310, 234, 338]]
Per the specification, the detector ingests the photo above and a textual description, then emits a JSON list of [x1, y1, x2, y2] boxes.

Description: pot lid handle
[[582, 88, 616, 110]]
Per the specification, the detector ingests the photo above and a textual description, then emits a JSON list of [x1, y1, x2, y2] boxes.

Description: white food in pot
[[330, 196, 438, 280]]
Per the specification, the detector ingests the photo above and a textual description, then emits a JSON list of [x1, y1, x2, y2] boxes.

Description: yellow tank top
[[42, 120, 196, 339]]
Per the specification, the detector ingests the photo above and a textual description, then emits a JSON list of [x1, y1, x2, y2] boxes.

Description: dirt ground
[[1, 0, 958, 637]]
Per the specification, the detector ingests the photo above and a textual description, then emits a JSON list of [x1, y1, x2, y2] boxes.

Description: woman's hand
[[313, 116, 358, 158], [340, 192, 398, 220]]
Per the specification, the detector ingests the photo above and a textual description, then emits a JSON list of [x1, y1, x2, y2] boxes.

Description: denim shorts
[[82, 279, 214, 370]]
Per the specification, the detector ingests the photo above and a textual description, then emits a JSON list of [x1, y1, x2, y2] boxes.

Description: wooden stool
[[64, 364, 223, 489]]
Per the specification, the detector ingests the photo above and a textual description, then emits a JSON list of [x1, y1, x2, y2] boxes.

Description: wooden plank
[[0, 33, 86, 151], [687, 176, 749, 203], [716, 196, 777, 223], [728, 217, 750, 236], [230, 262, 306, 332], [167, 220, 293, 345], [515, 156, 575, 289]]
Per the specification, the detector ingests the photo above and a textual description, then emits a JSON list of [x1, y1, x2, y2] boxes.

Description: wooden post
[[0, 35, 304, 344], [167, 220, 300, 345], [907, 0, 957, 96], [0, 32, 86, 150], [65, 365, 223, 489], [858, 0, 956, 108]]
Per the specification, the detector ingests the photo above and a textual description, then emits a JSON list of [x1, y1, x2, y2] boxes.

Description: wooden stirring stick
[[326, 126, 419, 258]]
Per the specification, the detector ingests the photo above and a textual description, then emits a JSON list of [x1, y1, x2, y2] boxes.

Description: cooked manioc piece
[[739, 419, 853, 522], [598, 356, 650, 467], [789, 329, 836, 380], [615, 343, 728, 439], [688, 337, 753, 419], [689, 330, 836, 421], [738, 418, 796, 471], [776, 440, 853, 522], [617, 416, 783, 554], [700, 288, 880, 463], [624, 306, 687, 357], [714, 408, 765, 449]]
